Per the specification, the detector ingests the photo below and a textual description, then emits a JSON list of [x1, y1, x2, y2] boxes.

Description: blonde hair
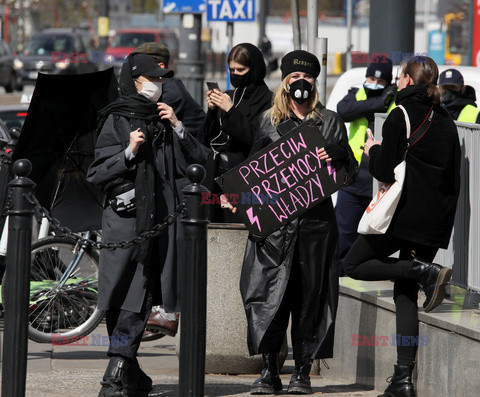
[[269, 74, 321, 126]]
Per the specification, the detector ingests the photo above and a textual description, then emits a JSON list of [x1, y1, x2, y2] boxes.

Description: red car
[[104, 28, 178, 76]]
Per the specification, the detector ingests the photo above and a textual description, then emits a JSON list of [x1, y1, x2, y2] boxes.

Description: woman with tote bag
[[343, 56, 461, 397]]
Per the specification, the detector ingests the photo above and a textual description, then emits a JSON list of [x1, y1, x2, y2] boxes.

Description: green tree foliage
[[30, 0, 97, 29], [131, 0, 158, 14]]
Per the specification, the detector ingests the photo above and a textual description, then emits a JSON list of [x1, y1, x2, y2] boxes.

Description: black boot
[[408, 257, 452, 312], [98, 356, 130, 397], [123, 358, 153, 396], [378, 364, 415, 397], [287, 361, 312, 394], [251, 352, 283, 394]]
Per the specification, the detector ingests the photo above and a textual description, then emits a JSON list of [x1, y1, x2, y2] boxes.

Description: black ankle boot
[[98, 356, 130, 397], [123, 358, 153, 396], [287, 361, 312, 394], [378, 364, 415, 397], [251, 352, 283, 394], [408, 257, 452, 312]]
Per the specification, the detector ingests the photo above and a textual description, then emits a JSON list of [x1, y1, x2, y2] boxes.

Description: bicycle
[[0, 216, 104, 344]]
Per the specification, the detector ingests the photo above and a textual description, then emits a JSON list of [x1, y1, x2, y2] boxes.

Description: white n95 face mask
[[136, 80, 162, 102]]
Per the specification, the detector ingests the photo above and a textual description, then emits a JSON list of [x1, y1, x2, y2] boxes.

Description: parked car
[[0, 104, 28, 132], [103, 28, 179, 76], [0, 40, 21, 93], [14, 28, 98, 87], [0, 117, 14, 148]]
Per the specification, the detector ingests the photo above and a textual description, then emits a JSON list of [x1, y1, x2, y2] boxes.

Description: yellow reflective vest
[[457, 104, 480, 123], [348, 88, 396, 165]]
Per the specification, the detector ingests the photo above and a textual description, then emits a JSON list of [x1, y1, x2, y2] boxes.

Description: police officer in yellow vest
[[439, 68, 480, 124], [335, 57, 396, 275]]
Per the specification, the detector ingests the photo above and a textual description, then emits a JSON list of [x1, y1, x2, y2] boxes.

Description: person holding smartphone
[[344, 56, 461, 397], [201, 42, 274, 222]]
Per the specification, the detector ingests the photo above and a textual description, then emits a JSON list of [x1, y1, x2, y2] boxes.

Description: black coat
[[240, 105, 357, 358], [162, 77, 206, 137], [369, 85, 461, 249], [201, 44, 273, 222], [337, 86, 390, 197], [87, 114, 206, 313], [87, 54, 207, 313], [441, 85, 480, 123]]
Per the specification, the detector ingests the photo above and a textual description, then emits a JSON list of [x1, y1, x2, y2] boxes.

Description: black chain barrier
[[2, 160, 209, 397], [24, 192, 182, 251]]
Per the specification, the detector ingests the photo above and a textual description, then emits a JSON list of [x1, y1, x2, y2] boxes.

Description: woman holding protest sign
[[201, 42, 274, 222], [240, 50, 357, 395], [343, 56, 461, 397]]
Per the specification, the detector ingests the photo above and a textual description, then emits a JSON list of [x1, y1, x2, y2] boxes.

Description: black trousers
[[258, 247, 312, 366], [343, 234, 438, 365], [106, 288, 153, 360], [335, 190, 371, 276]]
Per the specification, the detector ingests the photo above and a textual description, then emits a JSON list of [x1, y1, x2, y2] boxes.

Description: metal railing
[[375, 113, 480, 291]]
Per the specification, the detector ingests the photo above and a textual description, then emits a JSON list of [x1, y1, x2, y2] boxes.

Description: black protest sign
[[215, 120, 348, 238]]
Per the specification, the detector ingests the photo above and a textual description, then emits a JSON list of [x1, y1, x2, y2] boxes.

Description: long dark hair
[[401, 55, 441, 104], [227, 44, 252, 68]]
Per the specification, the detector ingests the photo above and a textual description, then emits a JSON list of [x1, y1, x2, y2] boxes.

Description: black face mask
[[363, 84, 384, 98], [230, 70, 252, 88], [287, 79, 314, 105], [441, 89, 459, 104]]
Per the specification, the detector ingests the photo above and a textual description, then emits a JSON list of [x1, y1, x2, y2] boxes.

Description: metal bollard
[[179, 164, 209, 397], [1, 159, 35, 397]]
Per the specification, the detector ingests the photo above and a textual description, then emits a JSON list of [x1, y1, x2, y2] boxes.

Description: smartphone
[[206, 81, 220, 91]]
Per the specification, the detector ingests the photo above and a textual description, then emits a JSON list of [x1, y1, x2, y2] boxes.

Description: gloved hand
[[324, 143, 348, 163], [381, 84, 397, 107]]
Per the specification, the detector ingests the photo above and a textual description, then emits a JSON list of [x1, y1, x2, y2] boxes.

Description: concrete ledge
[[322, 278, 480, 397], [197, 225, 287, 374]]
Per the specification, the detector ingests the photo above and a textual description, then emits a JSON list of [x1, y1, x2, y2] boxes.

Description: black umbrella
[[13, 68, 119, 232]]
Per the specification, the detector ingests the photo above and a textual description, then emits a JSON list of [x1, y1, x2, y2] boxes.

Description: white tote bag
[[357, 105, 411, 235]]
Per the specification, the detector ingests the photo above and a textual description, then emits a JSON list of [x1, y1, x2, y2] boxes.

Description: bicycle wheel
[[2, 236, 104, 344]]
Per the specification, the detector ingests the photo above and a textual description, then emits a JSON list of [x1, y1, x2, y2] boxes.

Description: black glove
[[381, 84, 397, 107], [324, 143, 348, 163]]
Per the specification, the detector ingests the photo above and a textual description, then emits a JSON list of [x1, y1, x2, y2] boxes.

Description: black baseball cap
[[131, 54, 174, 78], [438, 69, 464, 86]]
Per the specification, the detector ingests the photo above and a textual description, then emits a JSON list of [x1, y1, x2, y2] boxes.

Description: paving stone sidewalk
[[0, 321, 383, 397]]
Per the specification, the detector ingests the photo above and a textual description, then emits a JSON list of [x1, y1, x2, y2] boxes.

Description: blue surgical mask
[[364, 82, 385, 90]]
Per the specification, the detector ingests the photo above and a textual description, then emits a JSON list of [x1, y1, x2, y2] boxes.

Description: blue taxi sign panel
[[206, 0, 256, 22], [163, 0, 206, 14]]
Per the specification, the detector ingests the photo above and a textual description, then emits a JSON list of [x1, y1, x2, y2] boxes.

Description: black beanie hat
[[281, 50, 321, 80], [365, 57, 393, 84]]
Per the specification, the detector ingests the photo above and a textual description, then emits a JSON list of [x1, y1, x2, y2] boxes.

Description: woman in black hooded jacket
[[87, 53, 206, 396], [201, 42, 273, 222], [343, 56, 461, 397]]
